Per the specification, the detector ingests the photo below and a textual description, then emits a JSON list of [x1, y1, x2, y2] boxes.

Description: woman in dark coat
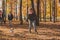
[[8, 12, 13, 26]]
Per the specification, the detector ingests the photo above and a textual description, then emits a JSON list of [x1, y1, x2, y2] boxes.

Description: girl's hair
[[0, 10, 2, 12], [30, 8, 33, 10]]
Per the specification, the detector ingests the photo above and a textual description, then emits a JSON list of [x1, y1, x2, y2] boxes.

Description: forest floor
[[0, 22, 60, 40]]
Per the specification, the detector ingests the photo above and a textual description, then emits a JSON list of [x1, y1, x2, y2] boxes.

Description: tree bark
[[55, 0, 57, 22], [26, 0, 28, 22], [16, 0, 17, 20], [43, 0, 46, 22], [52, 0, 56, 23], [20, 0, 23, 24], [37, 0, 40, 26], [50, 0, 52, 21], [39, 0, 41, 21], [2, 0, 6, 24]]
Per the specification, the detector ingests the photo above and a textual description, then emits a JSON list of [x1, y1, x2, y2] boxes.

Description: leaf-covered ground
[[0, 22, 60, 40]]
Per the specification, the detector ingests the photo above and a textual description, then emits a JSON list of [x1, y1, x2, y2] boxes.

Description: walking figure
[[8, 12, 14, 36], [0, 11, 2, 25], [28, 8, 38, 33], [8, 12, 13, 27]]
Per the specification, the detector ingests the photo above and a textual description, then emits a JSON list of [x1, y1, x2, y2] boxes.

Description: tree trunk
[[50, 0, 52, 21], [16, 0, 17, 20], [55, 0, 57, 22], [39, 0, 41, 21], [20, 0, 23, 24], [43, 0, 46, 22], [2, 0, 6, 24], [52, 0, 56, 23], [26, 0, 28, 22], [37, 0, 40, 26]]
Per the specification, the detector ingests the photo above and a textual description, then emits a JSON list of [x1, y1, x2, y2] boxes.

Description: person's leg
[[0, 19, 1, 25], [29, 20, 32, 33], [3, 17, 6, 24], [1, 20, 2, 25], [0, 21, 1, 26], [9, 20, 10, 26], [9, 20, 12, 27], [33, 20, 37, 33], [1, 18, 3, 25], [9, 20, 14, 36]]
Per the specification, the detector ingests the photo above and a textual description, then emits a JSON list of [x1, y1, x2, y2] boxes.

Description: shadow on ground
[[39, 23, 60, 29], [1, 22, 60, 30]]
